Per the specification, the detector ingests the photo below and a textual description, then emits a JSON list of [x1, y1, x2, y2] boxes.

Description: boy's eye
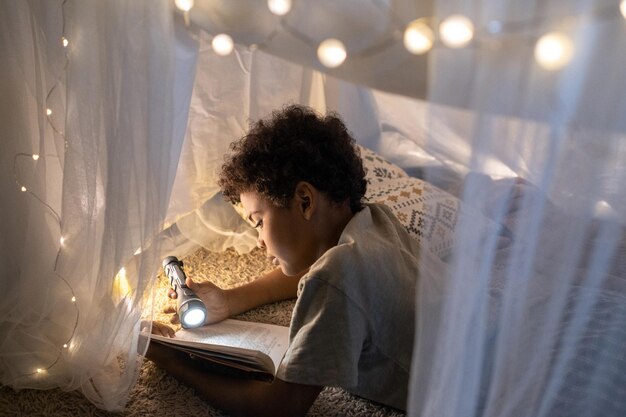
[[254, 220, 263, 229]]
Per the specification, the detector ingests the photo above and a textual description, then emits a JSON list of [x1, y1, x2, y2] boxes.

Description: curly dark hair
[[218, 104, 367, 213]]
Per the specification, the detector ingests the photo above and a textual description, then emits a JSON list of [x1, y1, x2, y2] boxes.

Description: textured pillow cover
[[356, 145, 462, 260], [358, 145, 408, 185], [366, 177, 461, 261]]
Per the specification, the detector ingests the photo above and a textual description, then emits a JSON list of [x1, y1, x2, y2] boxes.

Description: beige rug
[[0, 247, 405, 416]]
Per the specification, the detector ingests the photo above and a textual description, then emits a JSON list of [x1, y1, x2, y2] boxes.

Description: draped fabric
[[2, 0, 625, 414], [163, 29, 329, 256], [0, 0, 192, 410], [403, 2, 626, 416]]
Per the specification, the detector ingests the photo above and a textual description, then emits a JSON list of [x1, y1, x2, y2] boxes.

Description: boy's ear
[[294, 182, 315, 220]]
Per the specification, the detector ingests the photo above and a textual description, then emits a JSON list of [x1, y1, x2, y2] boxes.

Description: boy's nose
[[256, 236, 266, 250]]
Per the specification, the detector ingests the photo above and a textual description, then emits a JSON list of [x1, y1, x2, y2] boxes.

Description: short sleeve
[[276, 277, 368, 389]]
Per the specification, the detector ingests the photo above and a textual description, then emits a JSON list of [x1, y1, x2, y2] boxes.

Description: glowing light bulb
[[621, 0, 626, 19], [212, 34, 234, 56], [32, 154, 40, 160], [268, 0, 292, 16], [63, 343, 68, 348], [46, 108, 52, 116], [439, 14, 474, 48], [62, 37, 69, 48], [71, 296, 76, 302], [113, 267, 132, 303], [36, 368, 44, 373], [60, 236, 65, 245], [182, 308, 206, 327], [404, 19, 434, 55], [175, 0, 194, 12], [317, 38, 347, 68], [594, 200, 616, 218], [534, 32, 574, 70], [21, 186, 27, 192]]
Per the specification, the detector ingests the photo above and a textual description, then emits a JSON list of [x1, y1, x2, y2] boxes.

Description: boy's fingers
[[149, 322, 174, 337], [167, 288, 177, 299], [185, 277, 197, 290], [156, 325, 175, 338], [163, 306, 176, 314]]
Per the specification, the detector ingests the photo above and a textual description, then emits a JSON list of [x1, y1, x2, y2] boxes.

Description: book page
[[167, 319, 290, 374]]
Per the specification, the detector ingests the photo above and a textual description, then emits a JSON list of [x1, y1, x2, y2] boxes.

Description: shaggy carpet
[[0, 247, 405, 417]]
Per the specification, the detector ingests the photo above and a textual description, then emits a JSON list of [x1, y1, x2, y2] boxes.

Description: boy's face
[[240, 191, 316, 276]]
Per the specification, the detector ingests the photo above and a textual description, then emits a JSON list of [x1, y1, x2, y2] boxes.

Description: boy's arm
[[147, 341, 321, 417], [226, 267, 304, 316], [169, 268, 304, 325]]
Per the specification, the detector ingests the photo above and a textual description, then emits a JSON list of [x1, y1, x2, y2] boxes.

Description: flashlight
[[162, 256, 208, 329]]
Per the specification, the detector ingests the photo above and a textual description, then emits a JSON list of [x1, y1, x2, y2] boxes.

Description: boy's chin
[[281, 263, 309, 278], [280, 265, 293, 276]]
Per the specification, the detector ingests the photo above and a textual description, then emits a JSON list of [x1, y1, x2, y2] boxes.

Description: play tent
[[1, 0, 625, 415]]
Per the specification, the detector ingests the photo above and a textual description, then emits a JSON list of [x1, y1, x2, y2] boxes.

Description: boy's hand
[[166, 277, 230, 325], [147, 321, 175, 337]]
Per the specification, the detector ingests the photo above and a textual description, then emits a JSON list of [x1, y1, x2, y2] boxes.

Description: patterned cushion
[[358, 145, 408, 185], [366, 176, 461, 261]]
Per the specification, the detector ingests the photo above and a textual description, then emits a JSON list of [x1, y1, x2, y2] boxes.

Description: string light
[[113, 267, 132, 304], [594, 200, 617, 219], [534, 32, 574, 70], [175, 0, 194, 27], [267, 0, 292, 16], [9, 0, 81, 384], [404, 19, 434, 55], [439, 14, 474, 48], [212, 33, 234, 56], [174, 0, 194, 12], [177, 1, 623, 74], [317, 38, 347, 68]]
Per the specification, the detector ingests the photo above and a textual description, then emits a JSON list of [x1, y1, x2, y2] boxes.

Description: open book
[[149, 319, 290, 381]]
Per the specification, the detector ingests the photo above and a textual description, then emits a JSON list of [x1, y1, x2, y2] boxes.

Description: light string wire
[[10, 0, 80, 382], [182, 0, 625, 69]]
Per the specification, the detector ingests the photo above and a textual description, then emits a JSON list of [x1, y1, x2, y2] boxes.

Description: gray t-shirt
[[276, 203, 421, 411]]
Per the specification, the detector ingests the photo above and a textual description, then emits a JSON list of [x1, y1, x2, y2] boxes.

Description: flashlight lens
[[182, 308, 206, 328]]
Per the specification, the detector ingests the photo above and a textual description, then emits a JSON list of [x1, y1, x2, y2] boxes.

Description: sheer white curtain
[[0, 0, 193, 410], [2, 0, 625, 414], [404, 2, 626, 416], [162, 30, 329, 257]]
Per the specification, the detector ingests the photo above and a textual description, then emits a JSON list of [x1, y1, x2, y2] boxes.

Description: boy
[[147, 105, 422, 416]]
